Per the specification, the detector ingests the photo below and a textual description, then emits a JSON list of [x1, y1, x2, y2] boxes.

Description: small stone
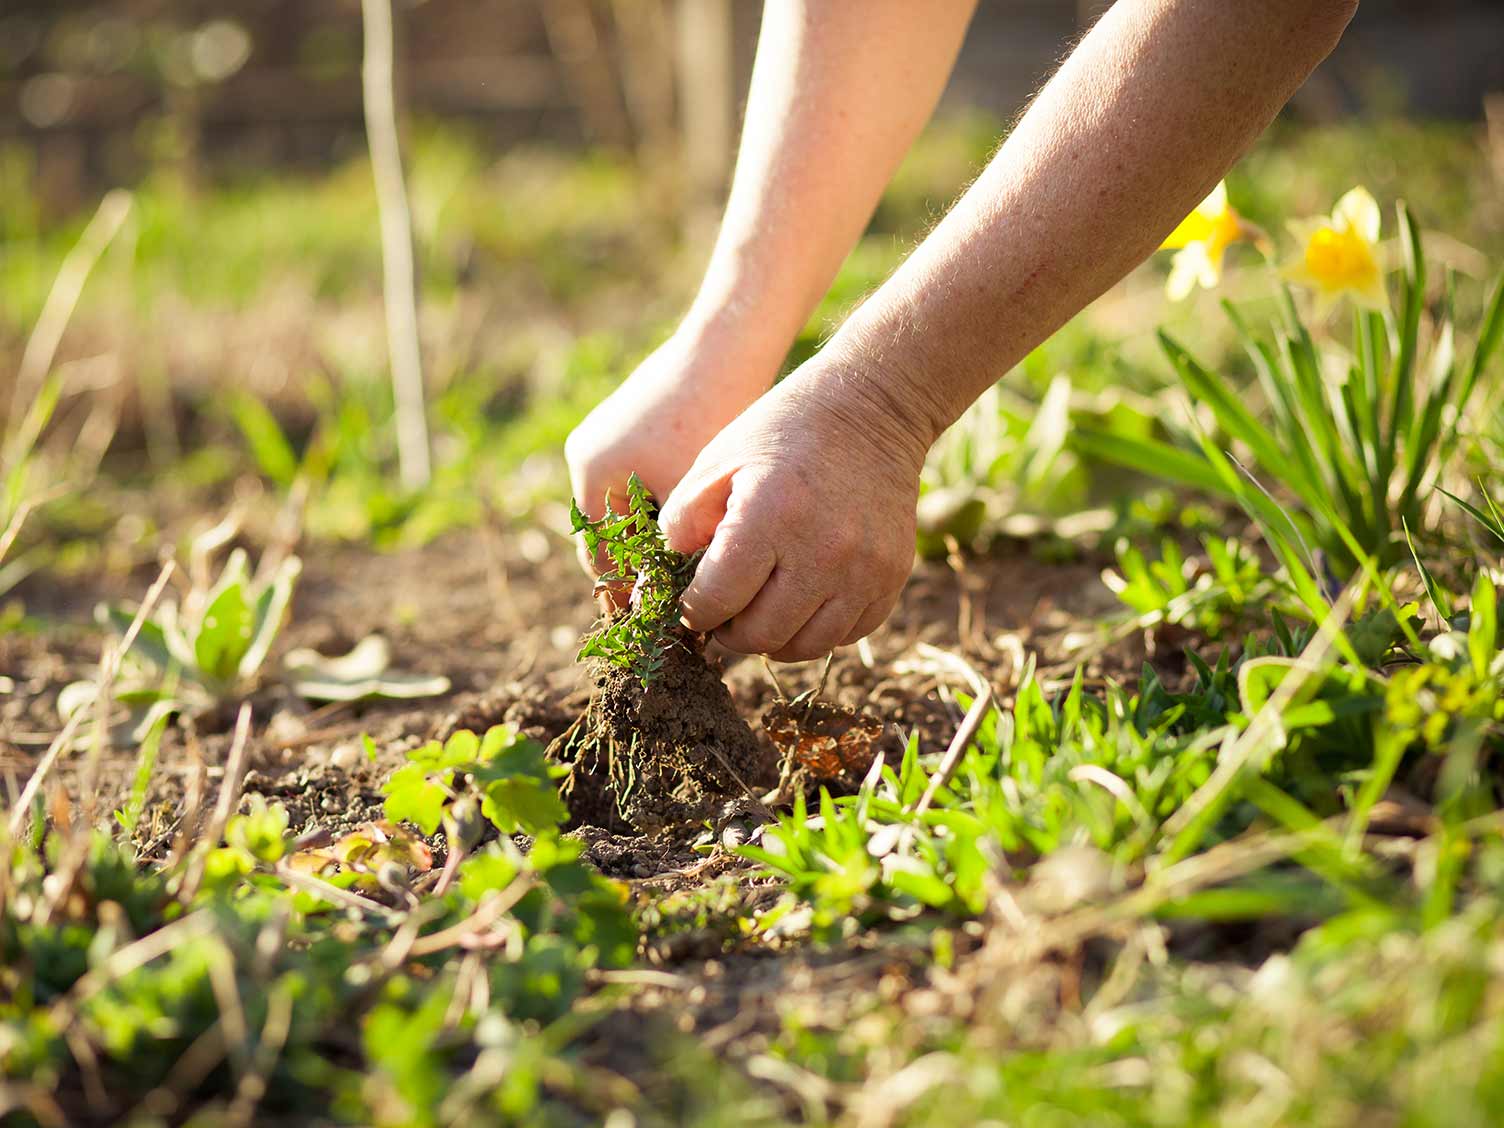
[[329, 742, 363, 771], [264, 710, 307, 746]]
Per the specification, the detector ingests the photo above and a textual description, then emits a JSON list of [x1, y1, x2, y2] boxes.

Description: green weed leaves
[[382, 724, 568, 837], [62, 525, 301, 733], [1, 724, 633, 1125], [570, 472, 700, 686]]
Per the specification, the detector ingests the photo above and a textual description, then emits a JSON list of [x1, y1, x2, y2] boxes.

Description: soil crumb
[[551, 628, 774, 834]]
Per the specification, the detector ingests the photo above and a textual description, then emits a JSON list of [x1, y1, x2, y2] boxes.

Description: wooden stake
[[361, 0, 431, 490]]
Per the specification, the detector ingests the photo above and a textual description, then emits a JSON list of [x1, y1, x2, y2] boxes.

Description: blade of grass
[[1159, 581, 1357, 864], [1439, 486, 1504, 547], [1157, 331, 1303, 497], [1069, 429, 1231, 497], [1404, 518, 1453, 622], [1386, 202, 1425, 464], [8, 190, 133, 429]]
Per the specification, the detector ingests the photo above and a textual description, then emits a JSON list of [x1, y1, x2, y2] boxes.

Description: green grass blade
[[116, 704, 173, 842], [1069, 428, 1230, 497], [1279, 290, 1347, 468], [1344, 726, 1412, 858], [1387, 201, 1425, 458], [1460, 268, 1504, 411], [1156, 331, 1306, 498], [1404, 518, 1453, 623], [228, 391, 301, 489], [1439, 486, 1504, 547]]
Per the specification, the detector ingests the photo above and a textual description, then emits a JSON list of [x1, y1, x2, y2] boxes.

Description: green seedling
[[1103, 534, 1269, 637], [61, 518, 301, 738], [569, 472, 700, 687], [382, 724, 568, 839], [1, 720, 633, 1125]]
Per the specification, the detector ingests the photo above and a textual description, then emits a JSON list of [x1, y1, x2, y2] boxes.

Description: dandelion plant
[[569, 473, 700, 687]]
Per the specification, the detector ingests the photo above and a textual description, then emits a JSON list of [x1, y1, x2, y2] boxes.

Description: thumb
[[659, 468, 733, 555]]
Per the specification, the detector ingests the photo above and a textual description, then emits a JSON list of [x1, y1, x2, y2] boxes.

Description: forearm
[[686, 0, 978, 381], [821, 0, 1358, 446]]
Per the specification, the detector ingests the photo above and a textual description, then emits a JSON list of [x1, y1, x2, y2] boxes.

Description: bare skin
[[567, 0, 1360, 661], [565, 0, 979, 570]]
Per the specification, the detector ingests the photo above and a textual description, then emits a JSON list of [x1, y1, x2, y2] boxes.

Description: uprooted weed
[[557, 475, 774, 835]]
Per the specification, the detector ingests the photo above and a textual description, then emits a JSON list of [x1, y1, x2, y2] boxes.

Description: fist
[[659, 356, 929, 662]]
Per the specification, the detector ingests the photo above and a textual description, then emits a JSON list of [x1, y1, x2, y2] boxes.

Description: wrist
[[816, 321, 952, 461], [668, 303, 787, 402], [787, 335, 937, 480], [681, 259, 814, 371]]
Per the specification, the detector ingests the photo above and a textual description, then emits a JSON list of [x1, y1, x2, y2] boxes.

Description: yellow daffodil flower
[[1160, 181, 1247, 301], [1282, 186, 1387, 313]]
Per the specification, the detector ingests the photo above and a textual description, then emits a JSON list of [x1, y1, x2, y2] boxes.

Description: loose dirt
[[3, 518, 1144, 1117], [553, 627, 776, 834], [2, 524, 1130, 845]]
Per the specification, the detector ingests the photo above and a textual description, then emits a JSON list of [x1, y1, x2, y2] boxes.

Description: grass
[[2, 115, 1503, 1124]]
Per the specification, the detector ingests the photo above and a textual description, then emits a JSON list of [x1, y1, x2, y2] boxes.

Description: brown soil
[[552, 628, 777, 834], [3, 524, 1130, 848], [3, 518, 1157, 1115]]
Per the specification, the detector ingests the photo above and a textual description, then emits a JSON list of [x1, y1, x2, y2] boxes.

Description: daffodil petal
[[1166, 248, 1202, 301], [1161, 213, 1205, 251], [1352, 273, 1390, 311], [1333, 186, 1381, 242], [1286, 218, 1325, 244], [1280, 260, 1317, 287], [1197, 248, 1221, 289]]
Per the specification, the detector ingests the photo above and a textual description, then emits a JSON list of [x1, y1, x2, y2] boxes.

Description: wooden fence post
[[361, 0, 431, 490]]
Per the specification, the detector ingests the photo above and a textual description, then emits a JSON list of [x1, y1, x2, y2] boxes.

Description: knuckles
[[718, 623, 787, 657]]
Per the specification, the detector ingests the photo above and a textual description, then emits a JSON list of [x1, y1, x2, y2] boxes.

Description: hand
[[659, 349, 930, 662], [564, 322, 776, 594]]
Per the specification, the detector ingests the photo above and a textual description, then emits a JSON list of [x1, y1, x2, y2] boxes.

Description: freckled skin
[[567, 0, 1360, 659]]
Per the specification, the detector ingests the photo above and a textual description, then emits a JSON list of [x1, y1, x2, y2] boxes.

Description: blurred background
[[2, 0, 1502, 561], [6, 0, 1503, 205]]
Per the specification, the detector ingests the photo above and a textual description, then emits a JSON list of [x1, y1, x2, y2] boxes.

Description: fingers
[[668, 468, 784, 633], [678, 520, 777, 633], [840, 593, 899, 647], [714, 566, 828, 656], [659, 471, 733, 555], [768, 598, 867, 663]]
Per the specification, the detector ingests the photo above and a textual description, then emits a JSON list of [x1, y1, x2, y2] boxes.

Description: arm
[[662, 0, 1359, 661], [565, 0, 978, 571], [684, 0, 981, 362]]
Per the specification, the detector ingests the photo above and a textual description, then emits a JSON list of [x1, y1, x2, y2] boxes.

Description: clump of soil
[[550, 627, 774, 835]]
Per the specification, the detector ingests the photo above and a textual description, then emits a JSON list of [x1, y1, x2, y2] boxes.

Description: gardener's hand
[[564, 321, 777, 595], [659, 347, 930, 662]]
